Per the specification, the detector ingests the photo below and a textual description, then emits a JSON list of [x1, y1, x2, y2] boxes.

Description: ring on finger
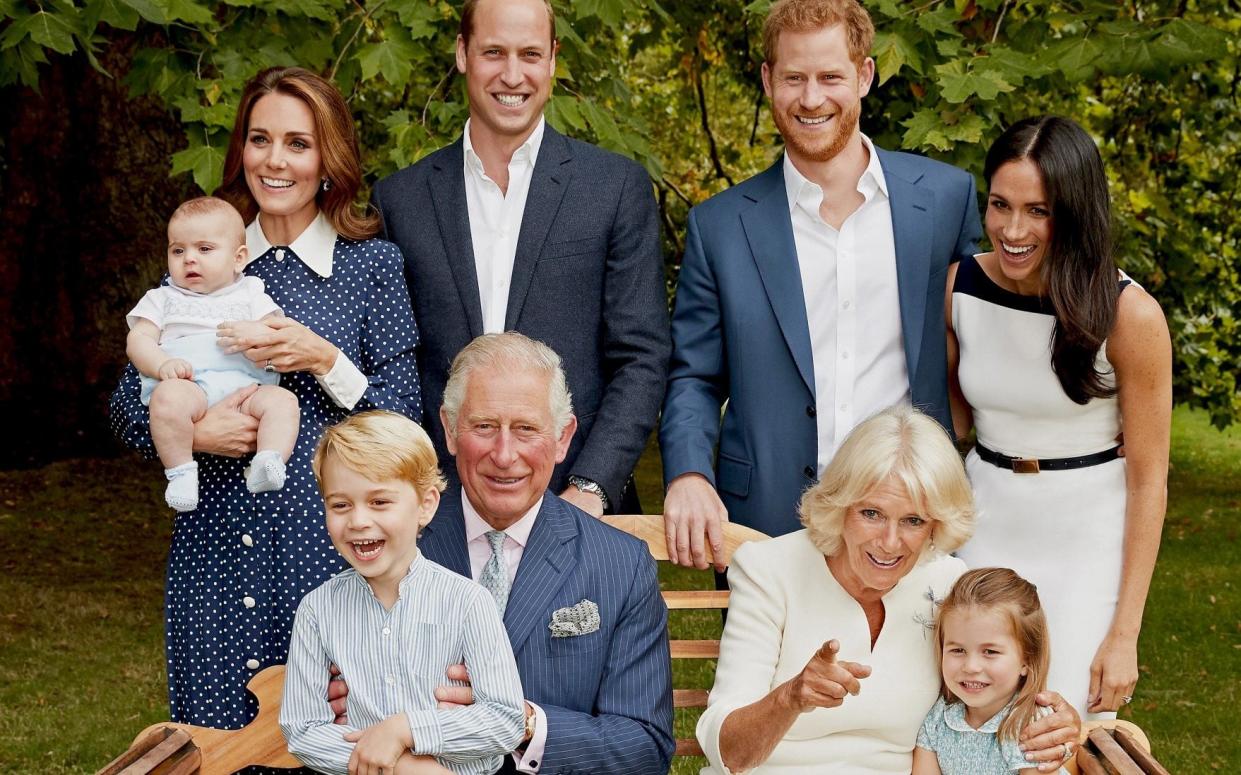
[[264, 359, 275, 373], [1061, 741, 1073, 761], [1122, 695, 1133, 704]]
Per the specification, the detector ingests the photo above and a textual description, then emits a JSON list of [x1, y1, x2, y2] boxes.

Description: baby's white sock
[[245, 449, 287, 493], [164, 461, 199, 512]]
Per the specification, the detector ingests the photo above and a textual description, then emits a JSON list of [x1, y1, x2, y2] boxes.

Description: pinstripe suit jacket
[[419, 489, 675, 774]]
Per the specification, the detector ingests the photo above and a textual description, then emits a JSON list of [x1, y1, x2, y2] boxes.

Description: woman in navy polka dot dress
[[109, 67, 422, 729]]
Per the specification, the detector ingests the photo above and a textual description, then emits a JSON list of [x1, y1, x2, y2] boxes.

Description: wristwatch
[[523, 701, 537, 744], [568, 475, 610, 510]]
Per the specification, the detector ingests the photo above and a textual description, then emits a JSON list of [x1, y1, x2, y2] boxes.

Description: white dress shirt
[[784, 135, 910, 472], [460, 489, 549, 773], [463, 117, 546, 333], [245, 214, 369, 409]]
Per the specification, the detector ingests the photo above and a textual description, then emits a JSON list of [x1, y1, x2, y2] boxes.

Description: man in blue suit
[[371, 0, 669, 518], [660, 0, 982, 567], [420, 332, 673, 774]]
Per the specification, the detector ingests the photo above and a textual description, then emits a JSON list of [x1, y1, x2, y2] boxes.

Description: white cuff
[[314, 351, 367, 410], [514, 701, 547, 773]]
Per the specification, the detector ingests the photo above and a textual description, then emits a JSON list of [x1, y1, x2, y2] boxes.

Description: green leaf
[[389, 0, 442, 38], [120, 0, 169, 25], [902, 107, 952, 151], [1046, 35, 1102, 82], [84, 0, 140, 31], [280, 0, 335, 22], [358, 24, 418, 87], [165, 0, 213, 24], [915, 6, 959, 37], [574, 0, 625, 27], [982, 45, 1054, 83], [171, 135, 226, 193], [546, 95, 588, 133], [1152, 19, 1229, 64], [27, 9, 77, 55], [872, 30, 922, 85], [936, 66, 1014, 103]]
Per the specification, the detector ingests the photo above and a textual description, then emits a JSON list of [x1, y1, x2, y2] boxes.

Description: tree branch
[[694, 51, 735, 186], [330, 1, 385, 83]]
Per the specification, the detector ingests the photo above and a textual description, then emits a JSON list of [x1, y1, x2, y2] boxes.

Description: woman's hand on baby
[[781, 639, 871, 712], [344, 712, 413, 775], [191, 386, 259, 457], [158, 358, 194, 380], [219, 316, 338, 376]]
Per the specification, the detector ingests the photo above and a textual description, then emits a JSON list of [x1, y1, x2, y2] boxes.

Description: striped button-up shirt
[[281, 552, 526, 774]]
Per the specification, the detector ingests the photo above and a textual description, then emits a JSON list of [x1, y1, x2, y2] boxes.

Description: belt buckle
[[1011, 457, 1040, 474]]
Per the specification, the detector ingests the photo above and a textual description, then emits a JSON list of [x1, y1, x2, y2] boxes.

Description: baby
[[126, 196, 299, 512]]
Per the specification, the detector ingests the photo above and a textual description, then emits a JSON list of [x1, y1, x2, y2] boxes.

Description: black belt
[[974, 441, 1121, 474]]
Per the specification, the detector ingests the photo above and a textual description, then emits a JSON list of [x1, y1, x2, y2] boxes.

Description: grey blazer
[[372, 124, 670, 505]]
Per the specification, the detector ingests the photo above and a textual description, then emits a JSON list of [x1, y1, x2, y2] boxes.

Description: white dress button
[[246, 659, 260, 670], [241, 534, 254, 547], [243, 596, 256, 608], [275, 248, 286, 262], [842, 299, 852, 309]]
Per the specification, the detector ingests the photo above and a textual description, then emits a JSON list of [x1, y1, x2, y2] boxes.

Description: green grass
[[0, 407, 1237, 773]]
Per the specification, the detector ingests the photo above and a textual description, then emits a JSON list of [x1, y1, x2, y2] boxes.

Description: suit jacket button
[[806, 404, 816, 417], [803, 465, 816, 479]]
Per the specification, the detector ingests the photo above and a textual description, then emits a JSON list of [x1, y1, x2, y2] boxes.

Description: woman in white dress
[[697, 406, 1081, 774], [947, 115, 1172, 718]]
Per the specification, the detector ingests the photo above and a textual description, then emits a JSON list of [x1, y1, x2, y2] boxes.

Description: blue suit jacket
[[372, 125, 671, 506], [418, 490, 674, 774], [660, 150, 981, 538]]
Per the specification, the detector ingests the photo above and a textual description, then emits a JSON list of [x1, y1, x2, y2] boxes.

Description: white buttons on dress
[[275, 248, 286, 262], [842, 299, 852, 309], [243, 596, 256, 608], [241, 534, 254, 547], [246, 659, 260, 670], [382, 627, 391, 636]]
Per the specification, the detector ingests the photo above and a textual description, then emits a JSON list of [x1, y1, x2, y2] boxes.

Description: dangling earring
[[320, 178, 332, 192]]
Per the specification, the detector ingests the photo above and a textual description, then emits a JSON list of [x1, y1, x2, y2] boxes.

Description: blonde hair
[[762, 0, 875, 67], [798, 405, 974, 557], [169, 196, 245, 245], [935, 567, 1051, 744], [441, 332, 574, 437], [313, 411, 447, 497]]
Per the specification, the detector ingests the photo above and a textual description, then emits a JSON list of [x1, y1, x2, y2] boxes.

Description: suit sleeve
[[350, 242, 423, 423], [953, 172, 983, 263], [659, 208, 728, 486], [567, 160, 671, 504], [538, 549, 675, 774]]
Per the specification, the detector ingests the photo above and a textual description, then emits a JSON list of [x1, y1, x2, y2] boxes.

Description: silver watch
[[568, 475, 610, 510]]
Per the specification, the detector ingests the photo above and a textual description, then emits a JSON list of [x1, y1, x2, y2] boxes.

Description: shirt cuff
[[514, 701, 547, 773], [406, 709, 444, 755], [314, 351, 367, 410]]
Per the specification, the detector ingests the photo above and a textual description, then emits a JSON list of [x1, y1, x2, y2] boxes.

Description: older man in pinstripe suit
[[416, 333, 673, 775]]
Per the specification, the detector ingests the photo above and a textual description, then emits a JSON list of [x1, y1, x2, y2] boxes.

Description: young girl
[[913, 567, 1068, 775]]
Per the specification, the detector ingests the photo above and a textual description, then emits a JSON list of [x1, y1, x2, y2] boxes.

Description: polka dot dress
[[110, 236, 422, 728]]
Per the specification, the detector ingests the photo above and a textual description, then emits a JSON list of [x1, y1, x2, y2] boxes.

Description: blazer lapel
[[879, 150, 935, 383], [502, 493, 579, 654], [428, 140, 485, 338], [504, 125, 573, 330], [418, 491, 472, 579], [739, 160, 815, 397]]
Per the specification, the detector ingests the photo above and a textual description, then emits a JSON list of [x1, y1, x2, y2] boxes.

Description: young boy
[[281, 410, 525, 775], [126, 196, 299, 511]]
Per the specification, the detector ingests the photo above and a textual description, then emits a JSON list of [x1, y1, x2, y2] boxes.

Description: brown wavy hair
[[935, 567, 1050, 744], [217, 66, 379, 241]]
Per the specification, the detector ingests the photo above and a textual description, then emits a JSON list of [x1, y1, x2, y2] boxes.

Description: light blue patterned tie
[[479, 530, 509, 614]]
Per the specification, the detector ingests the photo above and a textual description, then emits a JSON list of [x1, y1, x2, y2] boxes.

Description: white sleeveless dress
[[953, 255, 1127, 719]]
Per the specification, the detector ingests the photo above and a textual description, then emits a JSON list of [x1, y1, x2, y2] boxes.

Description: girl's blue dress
[[111, 234, 421, 727]]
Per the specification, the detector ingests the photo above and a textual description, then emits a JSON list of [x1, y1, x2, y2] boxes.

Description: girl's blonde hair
[[935, 567, 1050, 743]]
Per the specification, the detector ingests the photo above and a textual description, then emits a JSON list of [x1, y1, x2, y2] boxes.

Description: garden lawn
[[0, 406, 1236, 773]]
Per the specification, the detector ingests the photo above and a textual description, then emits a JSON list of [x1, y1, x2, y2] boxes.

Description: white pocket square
[[548, 599, 600, 638]]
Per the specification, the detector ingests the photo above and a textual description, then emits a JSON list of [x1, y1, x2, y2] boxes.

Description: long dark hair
[[217, 67, 379, 241], [984, 115, 1119, 404]]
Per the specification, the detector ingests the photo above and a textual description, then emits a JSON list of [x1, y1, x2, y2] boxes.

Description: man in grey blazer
[[660, 0, 982, 567], [372, 0, 670, 517]]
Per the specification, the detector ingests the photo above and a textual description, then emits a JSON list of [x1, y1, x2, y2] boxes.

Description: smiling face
[[166, 210, 247, 294], [986, 158, 1054, 296], [940, 606, 1028, 726], [442, 363, 575, 530], [321, 454, 439, 606], [242, 92, 323, 236], [827, 477, 935, 600], [761, 23, 873, 168], [456, 0, 556, 154]]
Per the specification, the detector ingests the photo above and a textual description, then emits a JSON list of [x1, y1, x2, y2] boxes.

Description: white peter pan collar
[[245, 212, 338, 278]]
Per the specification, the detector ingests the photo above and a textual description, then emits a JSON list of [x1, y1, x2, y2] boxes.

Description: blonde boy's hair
[[935, 567, 1051, 743], [313, 411, 447, 496], [169, 196, 246, 244], [798, 404, 975, 558]]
